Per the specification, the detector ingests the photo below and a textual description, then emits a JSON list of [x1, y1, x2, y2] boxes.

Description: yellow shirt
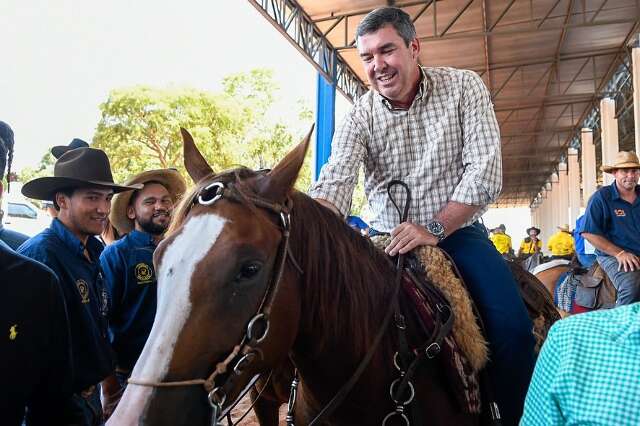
[[490, 233, 512, 254], [519, 238, 543, 254], [547, 231, 575, 256]]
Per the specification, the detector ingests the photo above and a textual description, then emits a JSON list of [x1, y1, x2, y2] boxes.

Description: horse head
[[108, 127, 312, 425]]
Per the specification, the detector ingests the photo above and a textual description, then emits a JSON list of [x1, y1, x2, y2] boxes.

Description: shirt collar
[[51, 218, 103, 260], [378, 66, 430, 111], [609, 181, 640, 201], [128, 229, 157, 247]]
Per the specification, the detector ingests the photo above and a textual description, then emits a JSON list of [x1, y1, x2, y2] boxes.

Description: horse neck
[[289, 194, 397, 355]]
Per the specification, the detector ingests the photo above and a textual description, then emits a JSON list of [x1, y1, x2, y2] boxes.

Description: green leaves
[[90, 69, 313, 188]]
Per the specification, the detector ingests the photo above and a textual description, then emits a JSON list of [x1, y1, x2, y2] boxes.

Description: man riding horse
[[309, 7, 535, 425], [581, 151, 640, 306]]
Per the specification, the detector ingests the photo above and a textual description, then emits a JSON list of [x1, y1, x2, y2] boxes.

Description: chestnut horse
[[108, 129, 481, 426]]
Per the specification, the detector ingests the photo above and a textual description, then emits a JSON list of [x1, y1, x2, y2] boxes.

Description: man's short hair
[[0, 121, 15, 181], [356, 7, 416, 46]]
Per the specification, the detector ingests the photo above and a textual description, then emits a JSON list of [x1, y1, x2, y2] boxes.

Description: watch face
[[428, 221, 444, 235]]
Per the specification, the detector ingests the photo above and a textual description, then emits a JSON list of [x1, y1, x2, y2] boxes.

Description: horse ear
[[181, 127, 213, 183], [257, 125, 314, 201]]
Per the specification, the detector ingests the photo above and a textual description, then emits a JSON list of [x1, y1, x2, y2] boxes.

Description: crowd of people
[[1, 121, 186, 425], [2, 6, 639, 426]]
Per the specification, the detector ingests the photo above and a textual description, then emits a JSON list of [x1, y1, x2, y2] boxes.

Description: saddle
[[572, 262, 617, 310]]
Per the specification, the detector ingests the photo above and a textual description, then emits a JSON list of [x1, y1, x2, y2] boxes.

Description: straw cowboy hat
[[526, 227, 541, 236], [109, 168, 187, 235], [22, 147, 142, 200], [601, 151, 640, 174], [557, 224, 571, 232], [51, 138, 90, 159]]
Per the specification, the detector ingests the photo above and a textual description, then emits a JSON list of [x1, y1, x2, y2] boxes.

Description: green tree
[[91, 69, 320, 198], [19, 151, 55, 182], [93, 86, 246, 182]]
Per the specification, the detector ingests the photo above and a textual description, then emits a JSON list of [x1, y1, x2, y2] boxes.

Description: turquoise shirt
[[521, 303, 640, 425]]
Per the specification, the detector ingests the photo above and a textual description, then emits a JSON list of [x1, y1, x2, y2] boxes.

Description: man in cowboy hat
[[99, 168, 185, 417], [518, 227, 542, 259], [18, 147, 142, 424], [0, 122, 74, 425], [547, 224, 575, 260], [581, 151, 640, 306]]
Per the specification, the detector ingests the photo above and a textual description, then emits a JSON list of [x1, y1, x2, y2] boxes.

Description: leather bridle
[[128, 179, 303, 425]]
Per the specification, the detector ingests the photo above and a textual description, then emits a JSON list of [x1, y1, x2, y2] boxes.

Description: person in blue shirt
[[99, 168, 185, 417], [581, 151, 640, 306], [18, 147, 142, 425], [521, 303, 640, 425], [573, 214, 596, 268], [346, 214, 369, 235]]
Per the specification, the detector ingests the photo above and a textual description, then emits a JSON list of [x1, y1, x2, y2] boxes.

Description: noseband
[[128, 179, 303, 423]]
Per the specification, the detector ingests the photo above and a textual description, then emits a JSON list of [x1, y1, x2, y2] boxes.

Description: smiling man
[[18, 147, 141, 425], [98, 169, 185, 418], [581, 151, 640, 306], [309, 7, 535, 425]]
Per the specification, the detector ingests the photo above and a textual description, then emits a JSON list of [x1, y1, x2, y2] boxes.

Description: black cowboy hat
[[51, 138, 90, 159], [526, 226, 541, 236], [22, 147, 143, 200]]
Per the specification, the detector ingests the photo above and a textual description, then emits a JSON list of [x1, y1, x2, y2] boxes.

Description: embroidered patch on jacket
[[614, 209, 626, 217], [9, 324, 18, 340], [76, 279, 90, 303], [135, 262, 154, 284]]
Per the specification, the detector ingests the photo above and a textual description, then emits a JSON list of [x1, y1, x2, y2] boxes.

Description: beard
[[137, 213, 170, 236]]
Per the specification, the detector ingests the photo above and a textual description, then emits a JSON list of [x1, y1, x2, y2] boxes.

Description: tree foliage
[[92, 69, 315, 191]]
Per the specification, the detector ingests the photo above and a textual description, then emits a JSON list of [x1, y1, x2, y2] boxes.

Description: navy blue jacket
[[0, 224, 29, 250], [0, 240, 73, 425], [581, 182, 640, 255], [17, 219, 113, 392], [100, 230, 158, 371]]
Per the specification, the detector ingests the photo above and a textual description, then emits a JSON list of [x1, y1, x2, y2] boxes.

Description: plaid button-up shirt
[[309, 67, 502, 232]]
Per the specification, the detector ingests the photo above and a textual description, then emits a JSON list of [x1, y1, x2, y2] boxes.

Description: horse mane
[[169, 170, 397, 358], [289, 192, 396, 357]]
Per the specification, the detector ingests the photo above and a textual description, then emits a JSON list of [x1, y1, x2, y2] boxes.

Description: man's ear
[[411, 38, 420, 60], [55, 192, 68, 210], [127, 205, 136, 220]]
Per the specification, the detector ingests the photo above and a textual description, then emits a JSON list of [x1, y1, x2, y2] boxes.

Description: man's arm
[[581, 191, 640, 271], [582, 232, 640, 272], [309, 111, 367, 218]]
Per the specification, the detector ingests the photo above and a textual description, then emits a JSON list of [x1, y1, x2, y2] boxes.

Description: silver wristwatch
[[426, 220, 446, 242]]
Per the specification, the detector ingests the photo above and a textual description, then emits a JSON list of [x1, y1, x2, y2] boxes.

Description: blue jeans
[[439, 223, 535, 426], [577, 253, 596, 268], [597, 254, 640, 306]]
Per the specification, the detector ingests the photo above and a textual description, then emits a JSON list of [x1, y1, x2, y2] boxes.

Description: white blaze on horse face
[[107, 212, 227, 425]]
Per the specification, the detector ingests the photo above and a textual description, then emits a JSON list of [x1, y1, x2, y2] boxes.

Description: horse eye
[[236, 262, 262, 281]]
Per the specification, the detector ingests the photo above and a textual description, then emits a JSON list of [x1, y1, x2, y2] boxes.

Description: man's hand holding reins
[[386, 222, 438, 256]]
